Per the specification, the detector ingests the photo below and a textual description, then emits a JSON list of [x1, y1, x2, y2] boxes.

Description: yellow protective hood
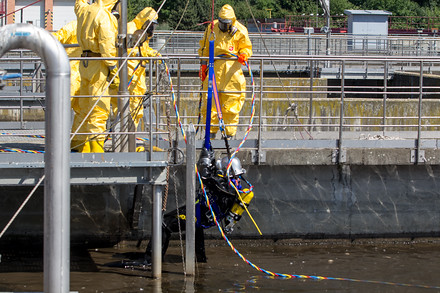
[[97, 0, 119, 12], [218, 4, 236, 22], [133, 7, 158, 29]]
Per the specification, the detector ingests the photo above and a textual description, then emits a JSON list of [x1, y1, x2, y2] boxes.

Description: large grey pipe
[[0, 24, 71, 293]]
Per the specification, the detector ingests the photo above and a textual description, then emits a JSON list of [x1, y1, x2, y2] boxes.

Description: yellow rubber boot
[[136, 146, 164, 152], [78, 141, 91, 153], [89, 140, 104, 153]]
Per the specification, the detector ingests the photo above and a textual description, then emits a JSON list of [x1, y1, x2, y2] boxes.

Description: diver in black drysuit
[[145, 147, 251, 264]]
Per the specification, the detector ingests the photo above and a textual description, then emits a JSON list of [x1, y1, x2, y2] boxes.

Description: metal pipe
[[149, 60, 154, 157], [117, 0, 130, 152], [416, 61, 424, 164], [383, 61, 388, 136], [152, 184, 163, 278], [19, 50, 23, 128], [0, 23, 71, 293], [257, 59, 263, 165], [185, 124, 196, 275], [338, 60, 345, 164], [309, 59, 314, 130]]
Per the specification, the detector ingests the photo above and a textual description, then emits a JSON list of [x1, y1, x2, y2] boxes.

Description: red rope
[[210, 0, 215, 30]]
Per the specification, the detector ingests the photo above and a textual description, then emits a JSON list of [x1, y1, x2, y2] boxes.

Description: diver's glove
[[107, 65, 120, 89]]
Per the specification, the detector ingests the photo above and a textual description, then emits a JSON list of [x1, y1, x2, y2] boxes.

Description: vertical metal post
[[149, 60, 154, 156], [117, 0, 131, 152], [152, 184, 163, 278], [338, 60, 345, 163], [309, 60, 314, 130], [416, 61, 424, 163], [325, 13, 331, 64], [175, 59, 181, 145], [307, 29, 312, 55], [257, 59, 264, 165], [382, 61, 388, 136], [19, 50, 23, 129], [185, 124, 196, 275]]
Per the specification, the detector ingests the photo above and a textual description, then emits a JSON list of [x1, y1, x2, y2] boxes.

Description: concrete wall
[[2, 152, 440, 244]]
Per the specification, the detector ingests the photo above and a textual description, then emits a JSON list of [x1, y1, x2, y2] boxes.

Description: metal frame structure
[[1, 32, 440, 288]]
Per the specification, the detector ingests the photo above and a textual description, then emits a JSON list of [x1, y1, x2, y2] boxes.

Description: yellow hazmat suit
[[52, 20, 83, 152], [110, 7, 160, 130], [74, 0, 119, 152], [198, 4, 253, 137]]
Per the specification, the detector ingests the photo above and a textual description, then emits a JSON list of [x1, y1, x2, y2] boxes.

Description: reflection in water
[[184, 276, 195, 293], [1, 239, 440, 292], [153, 279, 162, 293]]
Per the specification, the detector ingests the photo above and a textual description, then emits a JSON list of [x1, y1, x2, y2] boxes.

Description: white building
[[2, 0, 77, 31]]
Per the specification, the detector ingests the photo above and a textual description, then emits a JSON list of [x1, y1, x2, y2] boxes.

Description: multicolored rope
[[162, 57, 187, 144], [0, 148, 44, 153], [0, 132, 45, 139]]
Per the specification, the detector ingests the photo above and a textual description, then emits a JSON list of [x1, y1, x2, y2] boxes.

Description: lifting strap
[[204, 39, 232, 157], [203, 40, 215, 150]]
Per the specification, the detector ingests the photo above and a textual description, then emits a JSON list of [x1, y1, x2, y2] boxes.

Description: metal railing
[[1, 51, 440, 161], [152, 32, 440, 57]]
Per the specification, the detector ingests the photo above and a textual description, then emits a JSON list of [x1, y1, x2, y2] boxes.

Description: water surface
[[1, 238, 440, 292]]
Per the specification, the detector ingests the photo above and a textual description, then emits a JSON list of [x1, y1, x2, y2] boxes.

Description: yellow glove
[[107, 66, 120, 89]]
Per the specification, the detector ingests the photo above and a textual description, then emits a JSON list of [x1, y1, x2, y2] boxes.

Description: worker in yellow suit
[[110, 7, 160, 132], [198, 4, 253, 138], [52, 20, 84, 152], [74, 0, 120, 152]]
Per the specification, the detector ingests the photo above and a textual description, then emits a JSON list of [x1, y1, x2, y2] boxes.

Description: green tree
[[331, 0, 359, 15], [128, 0, 439, 31]]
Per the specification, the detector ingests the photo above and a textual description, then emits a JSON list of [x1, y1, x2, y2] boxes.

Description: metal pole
[[416, 61, 424, 164], [258, 59, 264, 165], [19, 50, 23, 128], [383, 61, 388, 136], [307, 29, 312, 55], [175, 59, 181, 151], [149, 61, 154, 156], [185, 124, 196, 275], [0, 23, 71, 293], [118, 0, 131, 152], [152, 184, 163, 278], [309, 59, 314, 131], [338, 60, 345, 164], [326, 13, 331, 59]]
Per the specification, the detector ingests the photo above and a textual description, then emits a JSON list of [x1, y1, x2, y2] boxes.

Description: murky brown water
[[1, 238, 440, 292]]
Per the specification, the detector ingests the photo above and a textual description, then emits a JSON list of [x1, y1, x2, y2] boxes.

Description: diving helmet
[[220, 157, 245, 176]]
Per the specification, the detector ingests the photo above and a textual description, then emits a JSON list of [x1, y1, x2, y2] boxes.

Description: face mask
[[127, 20, 157, 48], [218, 18, 237, 36], [218, 18, 231, 33], [142, 19, 157, 39]]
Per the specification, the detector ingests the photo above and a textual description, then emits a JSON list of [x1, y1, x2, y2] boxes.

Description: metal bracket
[[116, 34, 126, 49], [410, 149, 425, 163], [251, 149, 266, 164], [332, 149, 346, 163]]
